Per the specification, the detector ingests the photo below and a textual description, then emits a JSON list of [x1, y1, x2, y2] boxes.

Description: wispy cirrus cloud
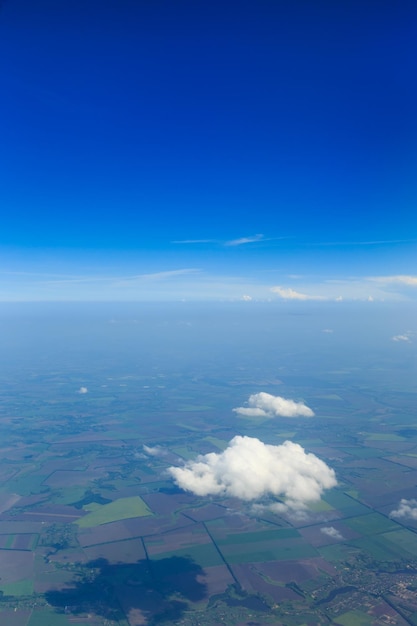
[[367, 275, 417, 287], [225, 234, 264, 246], [136, 269, 200, 281]]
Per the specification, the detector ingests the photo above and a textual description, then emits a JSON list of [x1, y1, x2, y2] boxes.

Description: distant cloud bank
[[168, 435, 336, 514], [233, 392, 314, 418]]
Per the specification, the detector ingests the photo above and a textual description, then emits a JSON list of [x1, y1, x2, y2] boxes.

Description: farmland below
[[0, 302, 417, 625]]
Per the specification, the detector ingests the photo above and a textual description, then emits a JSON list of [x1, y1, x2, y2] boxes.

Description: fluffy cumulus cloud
[[390, 499, 417, 520], [321, 526, 344, 540], [233, 392, 314, 418], [168, 436, 336, 513], [78, 386, 88, 394], [271, 286, 326, 301]]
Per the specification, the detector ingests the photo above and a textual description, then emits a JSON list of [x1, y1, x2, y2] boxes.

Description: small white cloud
[[367, 295, 374, 302], [241, 294, 252, 301], [168, 436, 336, 514], [271, 286, 326, 301], [225, 234, 264, 247], [392, 334, 411, 342], [335, 296, 343, 301], [390, 499, 417, 520], [143, 445, 166, 457], [322, 329, 333, 334], [233, 392, 314, 418], [321, 526, 344, 540], [78, 387, 88, 394]]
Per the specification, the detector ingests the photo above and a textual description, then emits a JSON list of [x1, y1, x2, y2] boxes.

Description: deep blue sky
[[1, 0, 416, 301]]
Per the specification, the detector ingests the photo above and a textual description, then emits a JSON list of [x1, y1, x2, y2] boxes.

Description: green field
[[344, 512, 399, 536], [203, 436, 228, 450], [323, 490, 367, 512], [0, 579, 33, 596], [76, 496, 152, 528], [382, 529, 417, 558], [333, 610, 373, 626], [150, 543, 223, 568], [221, 541, 318, 564], [216, 528, 300, 545]]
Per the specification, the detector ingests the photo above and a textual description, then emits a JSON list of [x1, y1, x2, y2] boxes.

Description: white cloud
[[233, 392, 314, 418], [225, 234, 264, 246], [368, 275, 417, 287], [270, 286, 326, 301], [78, 387, 88, 394], [143, 445, 166, 457], [241, 294, 252, 301], [390, 499, 417, 520], [168, 436, 336, 513], [321, 526, 344, 540], [392, 334, 411, 342], [322, 329, 333, 334]]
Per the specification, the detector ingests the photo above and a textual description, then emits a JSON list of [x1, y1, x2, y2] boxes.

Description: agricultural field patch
[[299, 523, 359, 547], [182, 502, 228, 522], [0, 533, 38, 550], [0, 578, 33, 596], [76, 496, 152, 528], [220, 538, 318, 564], [27, 608, 90, 626], [231, 562, 302, 603], [149, 542, 223, 568], [381, 528, 417, 558], [141, 490, 195, 515], [216, 527, 300, 545], [83, 537, 146, 563], [0, 550, 34, 584], [333, 609, 374, 625], [44, 469, 102, 488], [144, 524, 211, 556], [344, 512, 400, 536], [0, 610, 32, 626]]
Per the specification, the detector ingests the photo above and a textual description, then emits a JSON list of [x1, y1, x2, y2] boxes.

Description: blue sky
[[1, 0, 416, 301]]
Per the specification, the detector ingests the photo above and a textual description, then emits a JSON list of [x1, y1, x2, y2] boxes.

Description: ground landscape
[[0, 303, 417, 625]]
